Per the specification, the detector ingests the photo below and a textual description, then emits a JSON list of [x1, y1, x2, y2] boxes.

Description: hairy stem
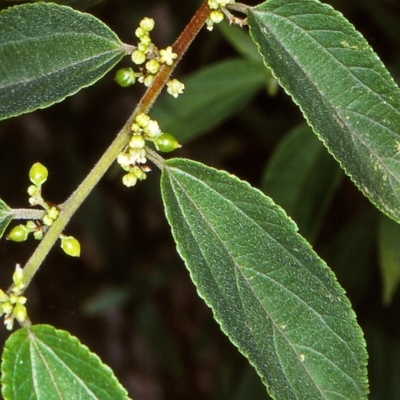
[[10, 209, 45, 220], [19, 1, 211, 289]]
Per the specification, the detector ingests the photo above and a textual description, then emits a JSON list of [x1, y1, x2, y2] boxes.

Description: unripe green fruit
[[154, 133, 181, 152], [115, 68, 135, 87], [7, 225, 29, 242], [29, 162, 48, 186], [60, 236, 81, 257]]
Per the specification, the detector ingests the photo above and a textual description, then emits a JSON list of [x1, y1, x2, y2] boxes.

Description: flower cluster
[[7, 163, 81, 257], [117, 113, 180, 187], [115, 18, 184, 98], [206, 0, 235, 31], [0, 265, 27, 330]]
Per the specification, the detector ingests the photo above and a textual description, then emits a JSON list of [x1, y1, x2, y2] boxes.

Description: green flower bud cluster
[[117, 113, 181, 187], [7, 163, 81, 257], [0, 265, 27, 330], [206, 0, 235, 31], [115, 17, 185, 98]]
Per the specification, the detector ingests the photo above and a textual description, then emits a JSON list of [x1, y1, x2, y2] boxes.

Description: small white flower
[[167, 79, 185, 98], [159, 46, 177, 66], [145, 120, 161, 138], [4, 315, 14, 331], [117, 153, 130, 167], [129, 148, 147, 164]]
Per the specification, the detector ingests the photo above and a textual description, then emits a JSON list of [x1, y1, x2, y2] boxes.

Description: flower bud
[[210, 10, 224, 24], [122, 173, 137, 187], [143, 74, 155, 87], [131, 50, 146, 65], [139, 17, 155, 32], [136, 114, 151, 130], [13, 303, 27, 322], [129, 135, 146, 149], [13, 264, 24, 286], [145, 59, 160, 75]]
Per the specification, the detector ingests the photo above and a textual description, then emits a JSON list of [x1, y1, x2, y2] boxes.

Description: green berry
[[60, 236, 81, 257], [7, 225, 30, 242], [29, 162, 48, 186], [154, 133, 181, 152], [115, 68, 136, 87]]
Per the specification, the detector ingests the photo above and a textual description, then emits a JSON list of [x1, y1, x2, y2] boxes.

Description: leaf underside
[[0, 3, 125, 120], [161, 158, 368, 400], [1, 325, 130, 400], [248, 0, 400, 223]]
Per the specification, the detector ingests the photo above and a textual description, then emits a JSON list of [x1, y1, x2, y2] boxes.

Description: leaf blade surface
[[248, 0, 400, 222], [1, 324, 130, 400], [0, 3, 125, 120], [161, 158, 368, 399]]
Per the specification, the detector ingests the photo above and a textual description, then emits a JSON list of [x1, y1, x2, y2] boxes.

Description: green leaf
[[378, 215, 400, 305], [0, 3, 126, 121], [0, 199, 13, 239], [151, 58, 266, 143], [247, 0, 400, 223], [161, 158, 368, 399], [3, 0, 104, 10], [261, 124, 342, 242], [1, 324, 130, 400]]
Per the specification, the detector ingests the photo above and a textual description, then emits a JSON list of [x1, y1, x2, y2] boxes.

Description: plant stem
[[10, 209, 45, 220], [19, 1, 211, 289]]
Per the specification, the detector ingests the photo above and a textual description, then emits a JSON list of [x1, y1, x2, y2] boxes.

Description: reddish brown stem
[[132, 0, 211, 119]]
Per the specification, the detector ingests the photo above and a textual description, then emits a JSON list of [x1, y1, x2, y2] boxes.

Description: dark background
[[1, 0, 400, 398]]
